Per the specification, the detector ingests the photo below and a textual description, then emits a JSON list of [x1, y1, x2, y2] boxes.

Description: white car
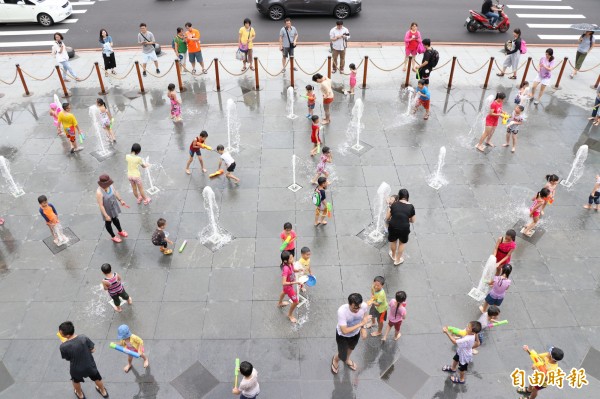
[[0, 0, 72, 27]]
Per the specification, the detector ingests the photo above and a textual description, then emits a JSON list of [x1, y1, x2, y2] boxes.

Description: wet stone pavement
[[1, 73, 600, 399]]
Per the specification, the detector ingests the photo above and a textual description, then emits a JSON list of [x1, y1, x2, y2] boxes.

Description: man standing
[[331, 293, 369, 374], [412, 38, 434, 85], [329, 20, 350, 74], [58, 321, 109, 399], [138, 23, 160, 77], [172, 27, 188, 74], [185, 22, 207, 75], [279, 18, 298, 73]]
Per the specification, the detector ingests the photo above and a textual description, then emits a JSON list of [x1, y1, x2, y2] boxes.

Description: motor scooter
[[465, 4, 510, 33]]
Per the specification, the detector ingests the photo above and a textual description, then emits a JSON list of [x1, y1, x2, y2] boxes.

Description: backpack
[[429, 48, 440, 69], [312, 190, 322, 207], [519, 39, 527, 55]]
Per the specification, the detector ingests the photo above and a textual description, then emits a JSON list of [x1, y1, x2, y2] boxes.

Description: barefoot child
[[502, 104, 524, 153], [101, 263, 132, 312], [294, 246, 313, 293], [382, 291, 406, 341], [493, 229, 516, 275], [476, 92, 506, 151], [310, 115, 321, 157], [96, 98, 115, 143], [232, 361, 259, 398], [49, 102, 62, 135], [542, 174, 559, 214], [167, 83, 182, 122], [313, 177, 329, 226], [412, 79, 430, 120], [117, 324, 149, 371], [185, 131, 209, 175], [311, 146, 332, 184], [522, 188, 550, 237], [216, 145, 240, 183], [152, 218, 173, 255], [514, 81, 531, 105], [517, 346, 564, 399], [305, 85, 316, 118], [442, 321, 481, 384], [473, 305, 500, 354], [344, 63, 357, 95], [280, 222, 297, 257], [126, 143, 151, 205], [38, 195, 60, 244], [57, 102, 83, 154], [480, 264, 512, 314], [367, 276, 388, 337], [277, 250, 301, 323], [583, 174, 600, 210]]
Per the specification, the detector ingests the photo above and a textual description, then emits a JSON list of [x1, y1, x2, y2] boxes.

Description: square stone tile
[[381, 355, 429, 399], [521, 291, 578, 329], [162, 269, 210, 302], [154, 302, 206, 339], [170, 361, 219, 399]]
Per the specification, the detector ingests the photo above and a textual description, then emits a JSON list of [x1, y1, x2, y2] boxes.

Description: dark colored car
[[256, 0, 362, 21]]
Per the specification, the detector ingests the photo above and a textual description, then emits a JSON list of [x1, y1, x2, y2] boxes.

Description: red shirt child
[[280, 223, 297, 256], [485, 100, 503, 127], [494, 229, 516, 275]]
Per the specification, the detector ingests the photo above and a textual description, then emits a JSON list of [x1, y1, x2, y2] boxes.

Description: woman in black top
[[497, 28, 522, 80], [386, 189, 416, 266]]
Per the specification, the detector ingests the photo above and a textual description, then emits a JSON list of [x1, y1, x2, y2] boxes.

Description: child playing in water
[[305, 84, 316, 118], [216, 145, 240, 183], [473, 305, 500, 354], [280, 222, 297, 257], [314, 177, 329, 226], [344, 63, 357, 95], [57, 102, 83, 154], [514, 81, 531, 105], [502, 104, 524, 153], [152, 218, 173, 255], [493, 229, 516, 275], [382, 290, 406, 341], [38, 195, 60, 244], [96, 98, 116, 144], [310, 115, 321, 157], [117, 324, 149, 371], [126, 143, 151, 205], [311, 146, 332, 184], [277, 250, 301, 324], [442, 321, 481, 384], [476, 92, 506, 152], [367, 276, 388, 337], [294, 246, 312, 293], [185, 131, 209, 175], [541, 174, 559, 214], [101, 263, 132, 312], [480, 264, 511, 314], [583, 174, 600, 210], [385, 195, 399, 233], [49, 103, 62, 135], [167, 83, 182, 122], [412, 79, 430, 120], [521, 188, 550, 237]]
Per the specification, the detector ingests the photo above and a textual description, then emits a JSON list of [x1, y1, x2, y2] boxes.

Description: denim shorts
[[189, 51, 203, 64], [485, 293, 504, 306]]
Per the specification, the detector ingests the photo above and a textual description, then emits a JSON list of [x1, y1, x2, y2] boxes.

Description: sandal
[[346, 360, 357, 371], [95, 386, 109, 398], [450, 375, 465, 384], [331, 356, 339, 374], [496, 73, 504, 77], [74, 391, 86, 399], [249, 66, 255, 71], [508, 75, 517, 80], [442, 365, 456, 373]]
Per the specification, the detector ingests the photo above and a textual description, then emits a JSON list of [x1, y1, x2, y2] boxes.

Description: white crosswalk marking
[[537, 35, 583, 40], [0, 41, 55, 48], [516, 14, 585, 18], [0, 29, 68, 36], [507, 5, 573, 9], [61, 19, 79, 24], [70, 9, 87, 14], [71, 1, 96, 5], [527, 24, 573, 29], [511, 1, 590, 41]]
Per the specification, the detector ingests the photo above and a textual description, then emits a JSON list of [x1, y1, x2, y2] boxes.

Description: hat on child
[[117, 324, 131, 340]]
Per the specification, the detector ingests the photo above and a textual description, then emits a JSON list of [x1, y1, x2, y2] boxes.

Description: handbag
[[285, 27, 295, 49], [235, 49, 245, 60], [416, 41, 425, 54], [239, 29, 251, 52]]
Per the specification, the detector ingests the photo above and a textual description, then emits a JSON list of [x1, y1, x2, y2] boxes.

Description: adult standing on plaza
[[96, 174, 129, 243], [412, 38, 433, 85], [497, 28, 522, 80], [386, 188, 415, 266], [239, 18, 256, 72], [58, 321, 109, 399], [570, 31, 595, 79], [403, 22, 422, 72], [172, 27, 188, 73], [531, 48, 555, 105], [330, 20, 350, 74], [99, 29, 116, 77], [312, 73, 334, 125], [185, 22, 207, 74], [137, 23, 160, 77], [279, 18, 298, 73], [331, 293, 368, 374], [52, 33, 79, 82]]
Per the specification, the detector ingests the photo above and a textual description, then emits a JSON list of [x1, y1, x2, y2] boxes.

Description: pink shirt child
[[388, 299, 407, 323]]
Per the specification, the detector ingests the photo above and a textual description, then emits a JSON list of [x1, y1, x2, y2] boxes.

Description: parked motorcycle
[[465, 4, 510, 33]]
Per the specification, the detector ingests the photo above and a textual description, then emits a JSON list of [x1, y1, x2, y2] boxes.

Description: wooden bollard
[[16, 64, 32, 97], [327, 56, 332, 79], [94, 62, 107, 95], [135, 61, 145, 94], [402, 56, 412, 88], [553, 57, 568, 90], [290, 55, 295, 87], [55, 65, 70, 98], [520, 57, 532, 88], [254, 57, 259, 90], [175, 59, 186, 92], [361, 55, 368, 89], [214, 58, 221, 92], [447, 56, 457, 89], [482, 57, 494, 89]]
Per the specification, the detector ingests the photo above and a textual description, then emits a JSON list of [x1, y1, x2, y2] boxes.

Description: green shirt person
[[172, 27, 188, 70]]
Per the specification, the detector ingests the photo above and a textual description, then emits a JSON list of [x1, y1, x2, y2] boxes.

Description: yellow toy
[[57, 332, 68, 342], [209, 169, 224, 178], [501, 112, 510, 125], [199, 143, 212, 151]]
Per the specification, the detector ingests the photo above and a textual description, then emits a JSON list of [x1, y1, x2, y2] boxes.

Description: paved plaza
[[0, 45, 600, 398]]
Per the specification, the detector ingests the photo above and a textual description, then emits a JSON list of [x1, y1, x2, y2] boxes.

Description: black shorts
[[153, 240, 168, 248], [71, 368, 102, 383], [282, 46, 294, 58], [227, 162, 236, 172], [452, 353, 469, 372], [111, 289, 130, 307], [336, 330, 360, 362], [388, 228, 410, 244]]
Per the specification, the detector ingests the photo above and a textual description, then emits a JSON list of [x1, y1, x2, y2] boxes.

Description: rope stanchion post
[[16, 64, 32, 97], [520, 57, 532, 88], [94, 62, 107, 96], [482, 57, 494, 89], [327, 56, 332, 79], [175, 59, 186, 92], [135, 61, 145, 94], [55, 65, 70, 98], [402, 56, 412, 88], [593, 73, 600, 90], [361, 55, 368, 89], [254, 57, 260, 90], [214, 58, 221, 91], [553, 57, 569, 90], [290, 55, 295, 88], [446, 56, 457, 90]]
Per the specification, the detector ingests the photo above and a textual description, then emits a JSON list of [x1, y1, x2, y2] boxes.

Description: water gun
[[234, 358, 240, 388], [109, 342, 141, 358], [501, 113, 510, 125], [57, 332, 68, 342], [179, 240, 187, 253], [447, 326, 467, 337], [209, 169, 224, 178], [279, 235, 292, 251], [527, 348, 547, 373], [326, 202, 332, 217], [487, 320, 508, 328], [78, 131, 85, 143], [110, 117, 114, 129], [199, 143, 212, 151]]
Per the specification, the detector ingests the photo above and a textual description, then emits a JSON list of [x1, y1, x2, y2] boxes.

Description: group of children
[[185, 130, 240, 183], [522, 174, 559, 237]]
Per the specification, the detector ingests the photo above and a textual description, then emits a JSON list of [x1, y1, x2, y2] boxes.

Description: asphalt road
[[0, 0, 598, 51]]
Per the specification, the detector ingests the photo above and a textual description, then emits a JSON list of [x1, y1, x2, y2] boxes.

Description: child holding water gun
[[96, 98, 116, 144], [412, 79, 430, 120], [522, 188, 550, 237], [502, 104, 524, 153], [344, 63, 357, 96], [217, 145, 240, 183], [541, 174, 559, 214], [311, 146, 332, 184], [186, 131, 209, 175], [49, 102, 62, 135], [493, 229, 516, 275], [366, 276, 388, 337], [126, 143, 151, 205], [381, 290, 406, 341], [583, 174, 600, 210], [116, 324, 149, 371], [232, 361, 259, 398], [57, 102, 83, 154], [473, 305, 500, 354], [442, 321, 481, 384], [517, 346, 564, 398], [314, 177, 329, 226], [280, 222, 297, 257], [305, 84, 316, 118]]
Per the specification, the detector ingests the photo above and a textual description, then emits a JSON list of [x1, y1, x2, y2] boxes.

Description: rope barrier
[[105, 63, 136, 80], [456, 59, 489, 75], [334, 58, 363, 75], [432, 59, 451, 71], [75, 65, 96, 82], [257, 59, 287, 77], [295, 58, 328, 76], [369, 59, 404, 72], [20, 67, 55, 81], [0, 71, 18, 85], [568, 59, 600, 72], [181, 59, 214, 76], [144, 62, 175, 78], [218, 61, 250, 77], [531, 59, 563, 74]]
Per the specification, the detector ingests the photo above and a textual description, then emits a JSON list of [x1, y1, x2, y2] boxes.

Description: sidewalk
[[1, 43, 598, 114]]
